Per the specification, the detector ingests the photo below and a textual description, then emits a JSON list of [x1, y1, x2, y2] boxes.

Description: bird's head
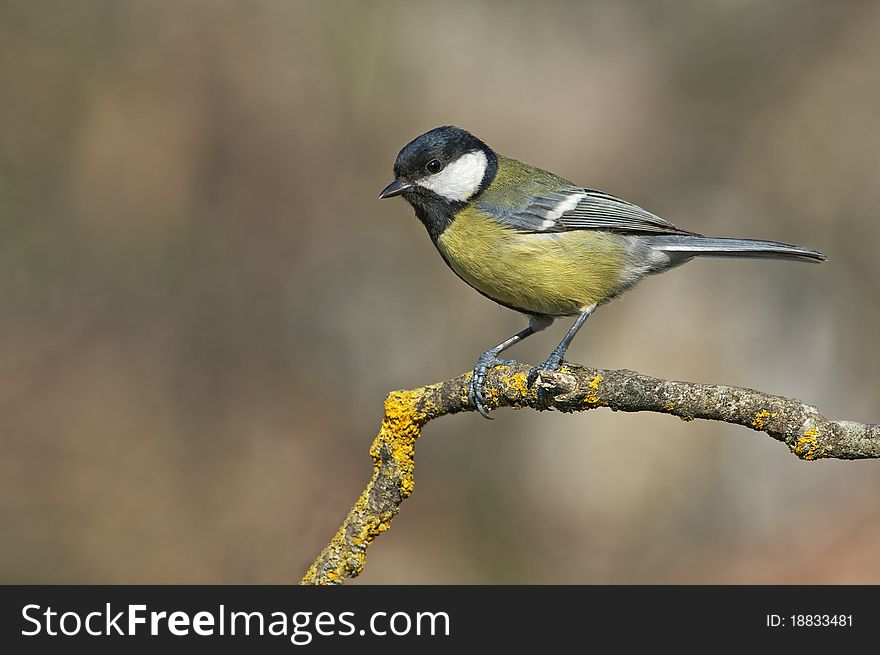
[[379, 126, 497, 205]]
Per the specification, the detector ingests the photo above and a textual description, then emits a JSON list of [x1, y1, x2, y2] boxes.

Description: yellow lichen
[[506, 371, 531, 398], [303, 388, 428, 585], [752, 409, 773, 430], [378, 389, 426, 497], [583, 374, 605, 407], [486, 385, 502, 407], [665, 401, 675, 411], [794, 426, 821, 461]]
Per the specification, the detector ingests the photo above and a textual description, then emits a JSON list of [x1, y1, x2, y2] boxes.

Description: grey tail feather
[[650, 235, 827, 263]]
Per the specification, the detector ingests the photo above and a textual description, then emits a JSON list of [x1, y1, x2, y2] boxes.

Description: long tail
[[650, 235, 827, 263]]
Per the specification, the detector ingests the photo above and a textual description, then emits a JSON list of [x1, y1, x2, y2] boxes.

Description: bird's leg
[[468, 315, 552, 419], [529, 304, 596, 407]]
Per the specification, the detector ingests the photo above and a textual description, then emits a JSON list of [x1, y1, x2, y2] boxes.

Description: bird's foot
[[528, 351, 565, 409], [467, 351, 517, 419]]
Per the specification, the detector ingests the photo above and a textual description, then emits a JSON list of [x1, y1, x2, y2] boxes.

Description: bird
[[379, 125, 826, 418]]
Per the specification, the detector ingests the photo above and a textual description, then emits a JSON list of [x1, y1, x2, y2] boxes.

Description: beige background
[[2, 0, 879, 583]]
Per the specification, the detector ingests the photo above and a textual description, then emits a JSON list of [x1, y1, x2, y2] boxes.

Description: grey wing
[[495, 188, 699, 236]]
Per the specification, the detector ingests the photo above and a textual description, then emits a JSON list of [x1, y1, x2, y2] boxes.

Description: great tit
[[379, 125, 826, 418]]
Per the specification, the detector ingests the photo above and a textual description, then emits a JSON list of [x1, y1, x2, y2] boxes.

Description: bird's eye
[[425, 159, 442, 174]]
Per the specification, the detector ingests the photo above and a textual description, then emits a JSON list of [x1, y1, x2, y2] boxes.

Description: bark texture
[[301, 363, 880, 585]]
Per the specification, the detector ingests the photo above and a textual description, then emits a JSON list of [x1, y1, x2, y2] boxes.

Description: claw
[[467, 352, 516, 419]]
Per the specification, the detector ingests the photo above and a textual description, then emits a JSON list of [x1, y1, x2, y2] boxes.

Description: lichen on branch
[[300, 363, 880, 585]]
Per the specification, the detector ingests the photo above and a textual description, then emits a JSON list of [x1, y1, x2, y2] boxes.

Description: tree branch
[[300, 363, 880, 585]]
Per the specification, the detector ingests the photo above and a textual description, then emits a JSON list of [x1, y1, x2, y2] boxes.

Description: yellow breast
[[436, 206, 627, 316]]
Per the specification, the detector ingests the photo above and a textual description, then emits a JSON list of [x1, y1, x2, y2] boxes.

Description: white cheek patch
[[539, 192, 586, 229], [417, 150, 488, 202]]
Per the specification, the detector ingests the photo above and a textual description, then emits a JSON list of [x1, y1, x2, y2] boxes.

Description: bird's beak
[[378, 178, 413, 199]]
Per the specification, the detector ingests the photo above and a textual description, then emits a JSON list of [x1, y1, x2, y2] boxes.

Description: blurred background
[[2, 0, 879, 584]]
